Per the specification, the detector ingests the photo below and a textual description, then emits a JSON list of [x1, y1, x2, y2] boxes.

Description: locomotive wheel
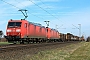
[[27, 41, 30, 44], [13, 42, 16, 44], [20, 41, 24, 44]]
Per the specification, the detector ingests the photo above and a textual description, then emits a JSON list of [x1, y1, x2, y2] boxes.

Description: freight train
[[4, 19, 83, 44]]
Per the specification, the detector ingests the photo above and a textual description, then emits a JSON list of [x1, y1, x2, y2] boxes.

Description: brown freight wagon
[[59, 33, 66, 42], [66, 33, 72, 41]]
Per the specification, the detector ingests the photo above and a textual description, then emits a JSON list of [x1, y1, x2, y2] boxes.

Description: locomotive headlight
[[7, 29, 11, 32], [16, 29, 21, 32]]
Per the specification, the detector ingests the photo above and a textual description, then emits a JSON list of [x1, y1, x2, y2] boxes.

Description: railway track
[[0, 41, 80, 52]]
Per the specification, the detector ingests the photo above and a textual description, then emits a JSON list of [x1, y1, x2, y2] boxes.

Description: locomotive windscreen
[[8, 22, 22, 27]]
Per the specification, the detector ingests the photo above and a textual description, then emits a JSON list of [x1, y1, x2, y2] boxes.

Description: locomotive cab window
[[8, 22, 22, 27]]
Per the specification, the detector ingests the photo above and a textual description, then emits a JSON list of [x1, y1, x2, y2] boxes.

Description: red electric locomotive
[[5, 19, 28, 43], [46, 27, 60, 42], [5, 19, 47, 43]]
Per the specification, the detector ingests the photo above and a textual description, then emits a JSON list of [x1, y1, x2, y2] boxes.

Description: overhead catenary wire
[[1, 0, 20, 10], [1, 0, 45, 20], [38, 0, 53, 11], [39, 0, 50, 9], [28, 0, 63, 22]]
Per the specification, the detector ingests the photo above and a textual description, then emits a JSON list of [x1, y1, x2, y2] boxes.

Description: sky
[[0, 0, 90, 38]]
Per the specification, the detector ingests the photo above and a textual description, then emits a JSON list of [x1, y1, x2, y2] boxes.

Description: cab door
[[25, 23, 28, 37]]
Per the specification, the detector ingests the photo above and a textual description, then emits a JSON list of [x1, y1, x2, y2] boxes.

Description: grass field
[[0, 42, 13, 45], [65, 42, 90, 60], [19, 41, 90, 60]]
